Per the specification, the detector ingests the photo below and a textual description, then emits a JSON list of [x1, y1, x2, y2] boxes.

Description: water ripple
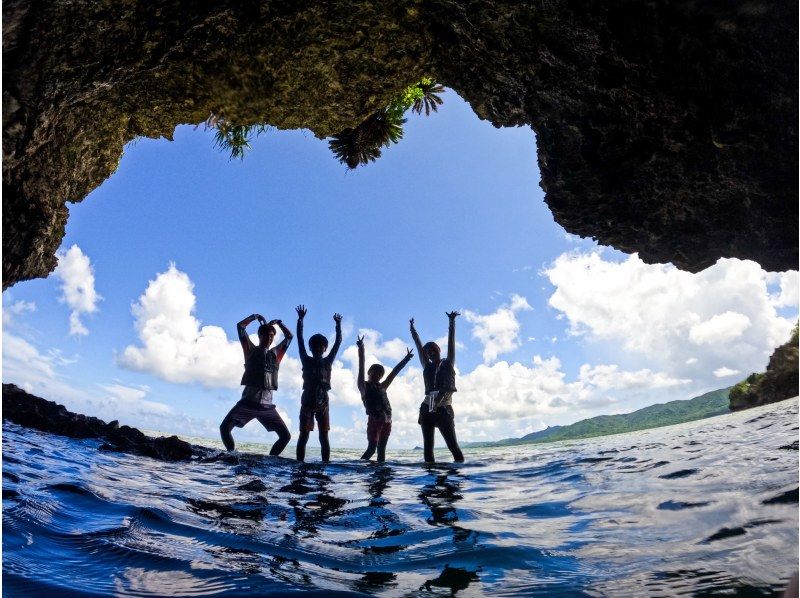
[[3, 398, 798, 596]]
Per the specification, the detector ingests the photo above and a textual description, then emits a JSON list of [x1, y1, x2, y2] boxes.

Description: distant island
[[463, 387, 731, 448]]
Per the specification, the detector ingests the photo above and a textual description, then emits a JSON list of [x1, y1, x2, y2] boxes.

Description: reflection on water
[[3, 398, 798, 596]]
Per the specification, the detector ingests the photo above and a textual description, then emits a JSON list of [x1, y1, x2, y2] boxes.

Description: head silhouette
[[257, 324, 276, 348], [309, 333, 328, 357], [423, 341, 441, 362], [367, 364, 385, 383]]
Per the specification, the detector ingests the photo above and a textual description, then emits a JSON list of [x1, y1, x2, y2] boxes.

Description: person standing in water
[[410, 311, 464, 463], [219, 312, 293, 455], [356, 335, 413, 462], [295, 305, 342, 462]]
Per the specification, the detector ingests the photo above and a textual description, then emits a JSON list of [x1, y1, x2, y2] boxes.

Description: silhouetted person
[[219, 313, 293, 455], [356, 335, 413, 462], [410, 312, 464, 463], [295, 305, 342, 462]]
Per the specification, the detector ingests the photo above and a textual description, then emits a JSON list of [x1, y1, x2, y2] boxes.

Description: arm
[[237, 313, 263, 356], [445, 311, 459, 365], [356, 335, 366, 396], [295, 305, 308, 361], [383, 348, 413, 388], [409, 318, 427, 367], [326, 313, 343, 361], [269, 319, 293, 361]]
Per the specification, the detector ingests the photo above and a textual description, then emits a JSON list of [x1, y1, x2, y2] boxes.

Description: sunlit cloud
[[544, 252, 797, 384], [464, 294, 532, 363], [53, 245, 102, 336]]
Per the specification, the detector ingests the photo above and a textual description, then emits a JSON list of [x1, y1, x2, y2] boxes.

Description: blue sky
[[3, 90, 797, 450]]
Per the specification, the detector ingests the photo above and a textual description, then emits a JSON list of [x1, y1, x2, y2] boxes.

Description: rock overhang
[[3, 0, 797, 289]]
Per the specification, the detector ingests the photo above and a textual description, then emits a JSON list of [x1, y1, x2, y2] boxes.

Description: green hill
[[467, 387, 731, 448]]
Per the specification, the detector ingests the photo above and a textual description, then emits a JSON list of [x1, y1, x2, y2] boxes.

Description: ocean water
[[3, 399, 798, 597]]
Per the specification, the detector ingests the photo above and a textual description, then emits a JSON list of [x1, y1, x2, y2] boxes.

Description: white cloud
[[464, 294, 532, 363], [544, 252, 797, 383], [3, 333, 57, 381], [713, 366, 741, 378], [117, 264, 248, 388], [2, 332, 172, 430], [769, 271, 799, 308], [578, 364, 690, 390], [53, 245, 101, 336], [689, 311, 751, 345], [2, 298, 36, 326]]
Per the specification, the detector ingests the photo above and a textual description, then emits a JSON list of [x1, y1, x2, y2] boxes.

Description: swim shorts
[[366, 415, 392, 443], [299, 403, 330, 432]]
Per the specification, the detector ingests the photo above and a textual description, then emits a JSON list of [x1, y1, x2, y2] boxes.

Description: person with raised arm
[[219, 312, 293, 455], [410, 312, 464, 463], [356, 335, 413, 462], [295, 305, 342, 462]]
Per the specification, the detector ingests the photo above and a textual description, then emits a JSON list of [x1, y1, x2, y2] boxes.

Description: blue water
[[3, 399, 798, 596]]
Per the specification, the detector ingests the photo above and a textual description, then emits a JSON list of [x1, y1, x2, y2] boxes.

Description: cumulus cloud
[[544, 252, 797, 382], [328, 329, 693, 447], [53, 245, 101, 336], [769, 271, 799, 308], [689, 311, 751, 345], [118, 264, 248, 388], [464, 294, 533, 363], [713, 366, 741, 378]]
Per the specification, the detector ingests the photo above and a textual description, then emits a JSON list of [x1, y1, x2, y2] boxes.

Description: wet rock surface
[[3, 0, 797, 288], [2, 383, 206, 461]]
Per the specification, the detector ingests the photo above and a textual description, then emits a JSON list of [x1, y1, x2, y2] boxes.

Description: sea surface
[[3, 399, 798, 597]]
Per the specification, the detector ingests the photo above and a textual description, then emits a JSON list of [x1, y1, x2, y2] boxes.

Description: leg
[[296, 407, 313, 461], [376, 437, 389, 462], [361, 441, 377, 460], [296, 430, 309, 462], [319, 430, 330, 463], [421, 422, 436, 463], [317, 404, 331, 463], [220, 402, 251, 452], [439, 410, 464, 463], [259, 413, 291, 457], [220, 416, 236, 451]]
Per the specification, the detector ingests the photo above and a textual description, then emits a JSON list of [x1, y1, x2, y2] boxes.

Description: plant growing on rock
[[207, 115, 270, 160], [328, 78, 445, 169]]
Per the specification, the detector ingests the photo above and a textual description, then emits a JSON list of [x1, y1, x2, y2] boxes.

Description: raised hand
[[333, 313, 343, 324], [356, 335, 365, 349], [296, 305, 307, 319], [405, 347, 414, 359], [409, 317, 416, 329], [446, 311, 460, 320]]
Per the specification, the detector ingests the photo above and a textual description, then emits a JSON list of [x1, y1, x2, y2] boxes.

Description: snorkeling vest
[[302, 357, 332, 391], [423, 359, 457, 394], [241, 347, 279, 390], [363, 381, 391, 417]]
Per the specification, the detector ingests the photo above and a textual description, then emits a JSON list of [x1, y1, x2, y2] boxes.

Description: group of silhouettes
[[219, 306, 464, 463]]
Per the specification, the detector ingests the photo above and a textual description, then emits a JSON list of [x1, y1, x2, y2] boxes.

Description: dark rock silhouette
[[729, 326, 799, 411], [3, 1, 797, 289], [2, 383, 202, 461]]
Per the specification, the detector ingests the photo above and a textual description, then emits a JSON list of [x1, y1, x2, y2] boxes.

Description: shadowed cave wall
[[3, 0, 797, 289]]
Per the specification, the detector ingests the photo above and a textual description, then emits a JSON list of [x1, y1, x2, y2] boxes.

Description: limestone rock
[[729, 326, 799, 410], [3, 0, 797, 288], [2, 383, 199, 461]]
